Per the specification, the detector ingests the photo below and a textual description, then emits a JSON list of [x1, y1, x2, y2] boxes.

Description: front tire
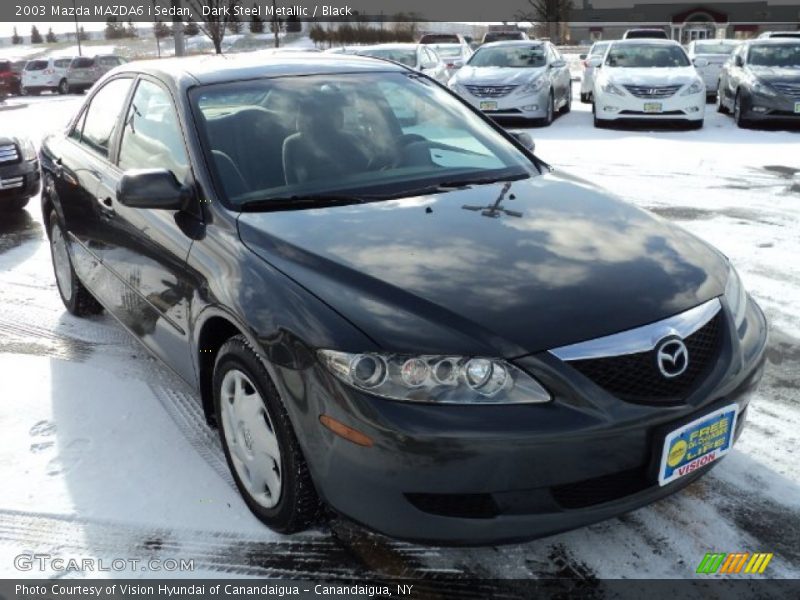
[[716, 85, 728, 114], [687, 119, 704, 130], [48, 210, 104, 317], [0, 196, 29, 211], [214, 335, 321, 534], [580, 92, 591, 104], [58, 79, 69, 95], [541, 91, 554, 126], [734, 91, 750, 128], [562, 86, 572, 114]]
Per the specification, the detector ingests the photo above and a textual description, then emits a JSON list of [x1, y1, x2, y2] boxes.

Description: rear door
[[92, 76, 198, 381], [51, 77, 135, 290]]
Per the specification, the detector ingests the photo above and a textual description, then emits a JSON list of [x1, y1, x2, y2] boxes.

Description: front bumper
[[292, 296, 767, 545], [0, 158, 41, 200], [454, 85, 551, 119], [742, 92, 800, 121], [594, 89, 706, 122]]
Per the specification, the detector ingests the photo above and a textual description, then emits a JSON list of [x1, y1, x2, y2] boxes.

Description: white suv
[[591, 39, 707, 128], [21, 56, 75, 95]]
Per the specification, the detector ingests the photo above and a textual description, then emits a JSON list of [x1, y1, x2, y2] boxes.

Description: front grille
[[405, 493, 499, 519], [567, 312, 723, 404], [464, 84, 518, 98], [623, 84, 682, 98], [772, 82, 800, 99], [0, 144, 20, 165], [551, 466, 650, 509], [619, 110, 685, 116], [0, 176, 24, 190]]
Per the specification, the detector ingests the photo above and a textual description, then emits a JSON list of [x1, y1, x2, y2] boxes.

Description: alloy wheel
[[219, 369, 283, 509], [50, 224, 73, 303]]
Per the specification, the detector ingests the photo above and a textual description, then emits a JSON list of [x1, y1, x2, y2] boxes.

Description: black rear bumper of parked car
[[0, 148, 41, 203]]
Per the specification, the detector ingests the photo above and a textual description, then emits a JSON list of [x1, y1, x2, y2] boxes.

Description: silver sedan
[[448, 41, 572, 125]]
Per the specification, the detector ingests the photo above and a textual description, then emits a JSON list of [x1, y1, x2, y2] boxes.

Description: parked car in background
[[757, 31, 800, 40], [355, 44, 449, 83], [579, 40, 611, 102], [686, 39, 740, 100], [482, 30, 529, 44], [0, 60, 21, 96], [324, 46, 361, 55], [427, 43, 473, 79], [623, 29, 669, 40], [21, 56, 75, 95], [39, 52, 767, 545], [0, 135, 41, 210], [418, 33, 470, 46], [11, 60, 26, 94], [717, 39, 800, 127], [449, 40, 571, 125], [590, 39, 707, 128], [65, 55, 126, 94]]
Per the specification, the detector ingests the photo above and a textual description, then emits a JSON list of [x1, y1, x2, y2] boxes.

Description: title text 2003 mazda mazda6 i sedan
[[40, 54, 767, 545]]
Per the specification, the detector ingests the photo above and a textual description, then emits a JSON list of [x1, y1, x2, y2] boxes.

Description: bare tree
[[517, 0, 573, 44], [186, 0, 241, 54]]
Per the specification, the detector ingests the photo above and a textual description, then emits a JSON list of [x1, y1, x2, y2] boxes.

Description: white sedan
[[590, 39, 708, 128]]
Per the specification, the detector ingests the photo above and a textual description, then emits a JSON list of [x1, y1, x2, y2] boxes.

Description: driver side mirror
[[734, 55, 744, 67], [117, 169, 190, 210], [587, 57, 603, 68], [550, 59, 567, 68], [509, 131, 535, 153], [579, 53, 587, 60], [693, 57, 709, 68]]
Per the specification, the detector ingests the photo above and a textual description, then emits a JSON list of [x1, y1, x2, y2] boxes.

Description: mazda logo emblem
[[656, 338, 689, 378]]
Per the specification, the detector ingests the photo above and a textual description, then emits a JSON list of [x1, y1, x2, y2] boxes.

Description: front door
[[93, 77, 199, 383]]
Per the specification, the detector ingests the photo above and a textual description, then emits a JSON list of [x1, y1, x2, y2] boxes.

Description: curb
[[0, 102, 28, 112]]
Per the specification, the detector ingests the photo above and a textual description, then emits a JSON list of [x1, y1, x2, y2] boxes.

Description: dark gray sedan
[[717, 39, 800, 127]]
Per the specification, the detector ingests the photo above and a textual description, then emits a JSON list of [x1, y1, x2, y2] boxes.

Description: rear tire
[[580, 92, 590, 104], [716, 87, 728, 114], [562, 86, 572, 114], [48, 210, 104, 317], [58, 79, 69, 95], [214, 335, 321, 534]]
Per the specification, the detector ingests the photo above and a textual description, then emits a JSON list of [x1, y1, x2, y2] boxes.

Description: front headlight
[[752, 80, 777, 97], [600, 81, 626, 96], [724, 265, 748, 330], [19, 138, 36, 161], [520, 76, 546, 94], [680, 80, 705, 96], [318, 350, 551, 404]]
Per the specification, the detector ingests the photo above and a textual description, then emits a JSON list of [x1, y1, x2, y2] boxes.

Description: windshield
[[748, 43, 800, 67], [606, 44, 690, 68], [420, 35, 458, 44], [693, 42, 737, 55], [469, 45, 546, 68], [589, 42, 610, 56], [484, 32, 523, 43], [434, 45, 463, 58], [191, 72, 537, 208], [358, 48, 416, 67]]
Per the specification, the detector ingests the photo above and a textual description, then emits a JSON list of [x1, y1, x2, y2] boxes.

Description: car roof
[[610, 39, 680, 46], [113, 52, 409, 88], [359, 43, 419, 50], [478, 40, 543, 48], [743, 38, 800, 46]]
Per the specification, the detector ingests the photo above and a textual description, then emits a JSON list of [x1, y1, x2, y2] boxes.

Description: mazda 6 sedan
[[40, 53, 767, 545]]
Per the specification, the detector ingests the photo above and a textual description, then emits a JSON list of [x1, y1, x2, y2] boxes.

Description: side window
[[69, 109, 87, 142], [420, 49, 434, 68], [78, 78, 133, 158], [118, 79, 190, 182]]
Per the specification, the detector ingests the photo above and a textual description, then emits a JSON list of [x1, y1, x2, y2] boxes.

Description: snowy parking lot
[[0, 88, 798, 580]]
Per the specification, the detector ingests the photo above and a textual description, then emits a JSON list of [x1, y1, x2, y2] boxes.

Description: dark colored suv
[[40, 54, 767, 545]]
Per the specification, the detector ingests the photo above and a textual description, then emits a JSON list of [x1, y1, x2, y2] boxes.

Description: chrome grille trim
[[550, 298, 722, 361], [464, 84, 518, 98], [772, 82, 800, 99], [0, 144, 20, 164], [623, 84, 682, 99], [0, 176, 24, 190]]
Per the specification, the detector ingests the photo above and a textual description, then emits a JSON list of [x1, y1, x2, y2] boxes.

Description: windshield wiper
[[239, 194, 371, 212], [435, 171, 531, 189]]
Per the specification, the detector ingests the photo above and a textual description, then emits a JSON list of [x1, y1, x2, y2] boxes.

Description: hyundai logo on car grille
[[656, 338, 689, 378], [464, 84, 518, 98], [623, 84, 682, 98]]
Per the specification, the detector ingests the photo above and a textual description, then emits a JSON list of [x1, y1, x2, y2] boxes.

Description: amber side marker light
[[319, 415, 374, 447]]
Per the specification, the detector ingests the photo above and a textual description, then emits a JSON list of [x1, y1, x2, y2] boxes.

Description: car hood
[[603, 67, 698, 86], [238, 172, 727, 358], [749, 66, 800, 84], [455, 66, 546, 86]]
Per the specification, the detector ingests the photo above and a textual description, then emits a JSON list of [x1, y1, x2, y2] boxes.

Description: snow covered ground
[[0, 85, 798, 581]]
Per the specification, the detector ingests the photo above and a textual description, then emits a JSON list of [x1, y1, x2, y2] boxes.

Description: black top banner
[[5, 0, 800, 23]]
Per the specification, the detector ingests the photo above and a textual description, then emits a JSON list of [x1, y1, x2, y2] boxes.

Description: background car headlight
[[752, 80, 777, 97], [19, 138, 36, 161], [520, 77, 546, 94], [681, 80, 705, 96], [601, 81, 626, 96], [724, 265, 748, 330], [319, 350, 551, 404]]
